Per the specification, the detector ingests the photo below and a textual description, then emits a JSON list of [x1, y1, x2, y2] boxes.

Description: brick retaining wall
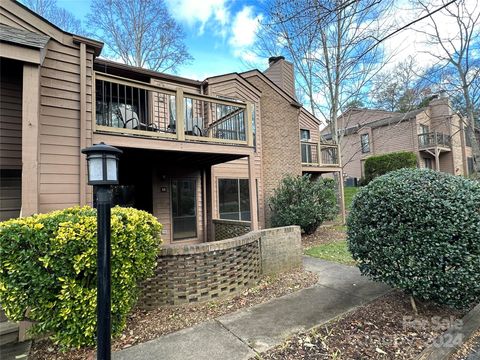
[[137, 225, 302, 308], [212, 219, 252, 241]]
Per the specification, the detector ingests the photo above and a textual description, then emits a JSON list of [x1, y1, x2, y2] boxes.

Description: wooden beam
[[0, 42, 46, 65], [246, 103, 254, 147], [21, 64, 40, 216], [176, 88, 185, 141], [93, 132, 255, 156]]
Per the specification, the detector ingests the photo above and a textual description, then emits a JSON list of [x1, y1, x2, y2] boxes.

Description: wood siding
[[207, 78, 265, 228], [38, 39, 94, 212]]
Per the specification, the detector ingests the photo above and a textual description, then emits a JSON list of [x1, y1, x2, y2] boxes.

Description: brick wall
[[213, 219, 251, 241], [259, 226, 302, 275], [245, 76, 302, 226], [137, 225, 302, 308]]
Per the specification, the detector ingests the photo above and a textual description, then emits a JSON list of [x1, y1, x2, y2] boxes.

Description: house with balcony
[[0, 1, 343, 244], [322, 97, 475, 182]]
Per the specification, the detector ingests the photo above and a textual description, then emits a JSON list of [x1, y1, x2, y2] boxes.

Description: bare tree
[[87, 0, 192, 73], [255, 0, 395, 144], [22, 0, 83, 34], [416, 0, 480, 174], [371, 56, 433, 112]]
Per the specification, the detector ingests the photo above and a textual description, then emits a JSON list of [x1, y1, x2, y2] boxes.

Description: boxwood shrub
[[363, 151, 417, 185], [270, 174, 338, 234], [347, 169, 480, 309], [0, 206, 162, 348]]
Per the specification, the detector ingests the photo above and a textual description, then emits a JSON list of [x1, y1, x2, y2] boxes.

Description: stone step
[[0, 322, 19, 347]]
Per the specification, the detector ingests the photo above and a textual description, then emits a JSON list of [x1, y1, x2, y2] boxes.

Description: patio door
[[171, 179, 197, 240]]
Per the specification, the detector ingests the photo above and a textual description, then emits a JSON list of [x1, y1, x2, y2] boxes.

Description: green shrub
[[363, 151, 417, 184], [347, 169, 480, 309], [0, 206, 162, 348], [270, 174, 338, 234]]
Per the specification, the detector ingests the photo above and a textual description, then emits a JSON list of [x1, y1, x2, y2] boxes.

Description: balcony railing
[[418, 132, 452, 149], [94, 72, 253, 146], [301, 141, 339, 166]]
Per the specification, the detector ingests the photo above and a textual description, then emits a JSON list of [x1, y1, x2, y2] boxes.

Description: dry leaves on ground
[[262, 291, 467, 360], [29, 269, 318, 360], [449, 329, 480, 360]]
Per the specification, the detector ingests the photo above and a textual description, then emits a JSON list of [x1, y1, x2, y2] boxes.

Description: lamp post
[[81, 142, 122, 360]]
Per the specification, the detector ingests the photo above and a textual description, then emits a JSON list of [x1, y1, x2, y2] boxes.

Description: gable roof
[[240, 69, 302, 108], [2, 0, 103, 55], [205, 72, 262, 97], [0, 23, 49, 49], [323, 108, 425, 139]]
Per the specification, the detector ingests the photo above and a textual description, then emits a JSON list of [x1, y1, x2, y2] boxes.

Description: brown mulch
[[261, 291, 467, 360], [302, 225, 347, 250], [29, 269, 318, 360], [449, 329, 480, 360]]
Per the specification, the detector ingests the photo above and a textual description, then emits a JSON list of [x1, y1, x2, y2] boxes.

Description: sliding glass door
[[171, 179, 197, 240]]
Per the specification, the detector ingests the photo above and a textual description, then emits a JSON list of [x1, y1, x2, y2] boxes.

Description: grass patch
[[344, 186, 359, 211], [305, 241, 355, 265]]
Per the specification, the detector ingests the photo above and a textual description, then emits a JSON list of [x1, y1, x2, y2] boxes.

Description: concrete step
[[0, 321, 19, 346], [0, 340, 31, 360]]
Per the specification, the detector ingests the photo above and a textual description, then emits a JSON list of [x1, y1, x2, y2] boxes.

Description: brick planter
[[137, 226, 302, 308]]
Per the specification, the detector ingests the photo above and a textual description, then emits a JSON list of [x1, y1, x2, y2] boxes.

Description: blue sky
[[56, 0, 267, 80]]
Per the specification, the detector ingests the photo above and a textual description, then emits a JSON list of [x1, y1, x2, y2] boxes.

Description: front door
[[171, 179, 197, 240]]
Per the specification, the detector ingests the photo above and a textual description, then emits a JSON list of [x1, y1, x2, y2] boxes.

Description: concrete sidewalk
[[113, 257, 390, 360]]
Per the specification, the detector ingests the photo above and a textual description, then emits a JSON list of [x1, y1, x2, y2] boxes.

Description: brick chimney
[[264, 56, 296, 99], [429, 92, 452, 118]]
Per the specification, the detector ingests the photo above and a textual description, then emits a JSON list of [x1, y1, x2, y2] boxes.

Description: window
[[467, 157, 475, 175], [300, 129, 311, 141], [361, 133, 370, 153], [218, 179, 250, 221], [424, 158, 433, 169], [419, 124, 430, 146], [301, 143, 313, 163], [465, 128, 472, 147]]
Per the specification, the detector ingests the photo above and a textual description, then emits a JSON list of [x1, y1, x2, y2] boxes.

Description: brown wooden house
[[0, 0, 343, 245]]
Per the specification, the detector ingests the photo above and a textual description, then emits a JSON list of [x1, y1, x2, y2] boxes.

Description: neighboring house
[[0, 1, 343, 244], [322, 97, 475, 182]]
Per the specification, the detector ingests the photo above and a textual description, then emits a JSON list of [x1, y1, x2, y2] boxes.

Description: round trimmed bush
[[270, 174, 338, 234], [0, 206, 162, 348], [347, 169, 480, 309]]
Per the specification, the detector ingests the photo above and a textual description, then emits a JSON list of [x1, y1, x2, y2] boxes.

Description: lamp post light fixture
[[81, 142, 122, 360]]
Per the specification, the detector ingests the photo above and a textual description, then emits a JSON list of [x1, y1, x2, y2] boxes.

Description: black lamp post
[[81, 142, 122, 360]]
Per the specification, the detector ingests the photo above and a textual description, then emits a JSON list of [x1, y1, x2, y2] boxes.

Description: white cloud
[[165, 0, 230, 35], [229, 6, 263, 48]]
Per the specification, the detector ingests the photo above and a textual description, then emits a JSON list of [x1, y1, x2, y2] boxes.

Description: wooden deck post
[[435, 148, 440, 171], [21, 64, 40, 216], [175, 88, 185, 141], [248, 154, 258, 230], [317, 142, 322, 166], [246, 103, 254, 147]]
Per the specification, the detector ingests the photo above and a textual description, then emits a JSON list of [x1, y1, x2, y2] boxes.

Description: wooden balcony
[[301, 141, 341, 172], [418, 132, 452, 150], [93, 72, 254, 150]]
